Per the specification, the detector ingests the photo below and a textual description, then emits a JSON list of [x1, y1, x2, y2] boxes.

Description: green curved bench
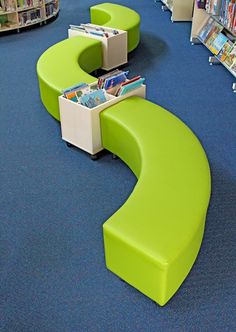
[[37, 36, 102, 120], [90, 2, 140, 53], [100, 96, 211, 306]]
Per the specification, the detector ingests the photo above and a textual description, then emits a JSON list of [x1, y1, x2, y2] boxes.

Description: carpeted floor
[[0, 0, 235, 331]]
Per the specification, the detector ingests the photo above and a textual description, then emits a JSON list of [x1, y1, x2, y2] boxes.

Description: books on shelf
[[17, 0, 42, 9], [217, 38, 234, 60], [0, 0, 15, 12], [18, 7, 42, 25], [224, 43, 236, 66], [204, 0, 236, 34], [208, 31, 228, 53], [198, 17, 223, 43]]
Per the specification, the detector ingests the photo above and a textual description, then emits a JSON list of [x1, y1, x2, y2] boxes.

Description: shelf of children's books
[[19, 18, 43, 27], [17, 5, 43, 13], [59, 84, 146, 156], [211, 15, 236, 38], [0, 0, 59, 33], [45, 9, 58, 20], [200, 39, 236, 82]]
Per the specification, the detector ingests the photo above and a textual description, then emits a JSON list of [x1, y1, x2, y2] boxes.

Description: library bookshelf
[[59, 83, 146, 158], [190, 0, 236, 92], [0, 0, 59, 33], [159, 0, 194, 22]]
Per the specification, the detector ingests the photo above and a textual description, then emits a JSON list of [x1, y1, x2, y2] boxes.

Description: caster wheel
[[66, 142, 73, 148], [91, 154, 98, 161]]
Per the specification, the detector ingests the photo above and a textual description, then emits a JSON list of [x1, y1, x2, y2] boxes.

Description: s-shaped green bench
[[100, 97, 211, 305], [36, 3, 211, 305]]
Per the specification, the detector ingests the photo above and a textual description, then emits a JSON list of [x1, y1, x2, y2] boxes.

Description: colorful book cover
[[225, 44, 236, 67], [80, 89, 107, 108], [118, 78, 145, 96], [104, 71, 129, 90], [217, 39, 233, 61], [198, 17, 215, 42], [204, 20, 223, 47], [208, 32, 228, 54]]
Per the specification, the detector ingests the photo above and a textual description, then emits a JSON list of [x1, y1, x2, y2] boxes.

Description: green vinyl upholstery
[[100, 96, 211, 306], [90, 2, 140, 53], [36, 36, 102, 120]]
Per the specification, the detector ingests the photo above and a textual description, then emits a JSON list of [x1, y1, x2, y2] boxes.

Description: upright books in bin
[[80, 89, 107, 108], [62, 83, 89, 102], [117, 77, 145, 96]]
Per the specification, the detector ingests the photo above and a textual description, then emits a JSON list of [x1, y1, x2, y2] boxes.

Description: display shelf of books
[[158, 0, 194, 22], [0, 0, 59, 33], [59, 71, 146, 158], [191, 0, 236, 91], [68, 24, 128, 71]]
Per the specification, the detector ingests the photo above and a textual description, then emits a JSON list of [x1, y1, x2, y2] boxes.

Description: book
[[62, 83, 89, 102], [104, 71, 129, 90], [80, 89, 107, 108], [224, 43, 236, 66], [118, 78, 145, 96], [204, 20, 223, 46], [208, 32, 228, 54], [115, 75, 141, 96], [198, 17, 215, 42], [97, 69, 121, 89], [217, 39, 234, 60]]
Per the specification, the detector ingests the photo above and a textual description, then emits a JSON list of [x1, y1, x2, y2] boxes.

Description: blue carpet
[[0, 0, 236, 331]]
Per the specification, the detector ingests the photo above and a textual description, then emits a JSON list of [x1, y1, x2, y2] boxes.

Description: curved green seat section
[[90, 2, 140, 53], [100, 96, 211, 306], [36, 36, 102, 120]]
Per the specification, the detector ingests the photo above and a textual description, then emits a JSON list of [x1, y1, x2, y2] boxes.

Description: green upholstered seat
[[90, 2, 140, 53], [100, 96, 211, 306], [37, 36, 102, 120]]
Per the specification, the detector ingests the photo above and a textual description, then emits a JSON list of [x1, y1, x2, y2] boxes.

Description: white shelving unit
[[159, 0, 194, 22], [190, 1, 236, 92], [68, 24, 128, 71], [0, 0, 59, 33], [59, 83, 146, 157]]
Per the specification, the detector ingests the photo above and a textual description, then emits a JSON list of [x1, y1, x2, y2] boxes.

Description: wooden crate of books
[[68, 23, 128, 71], [59, 71, 146, 157]]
